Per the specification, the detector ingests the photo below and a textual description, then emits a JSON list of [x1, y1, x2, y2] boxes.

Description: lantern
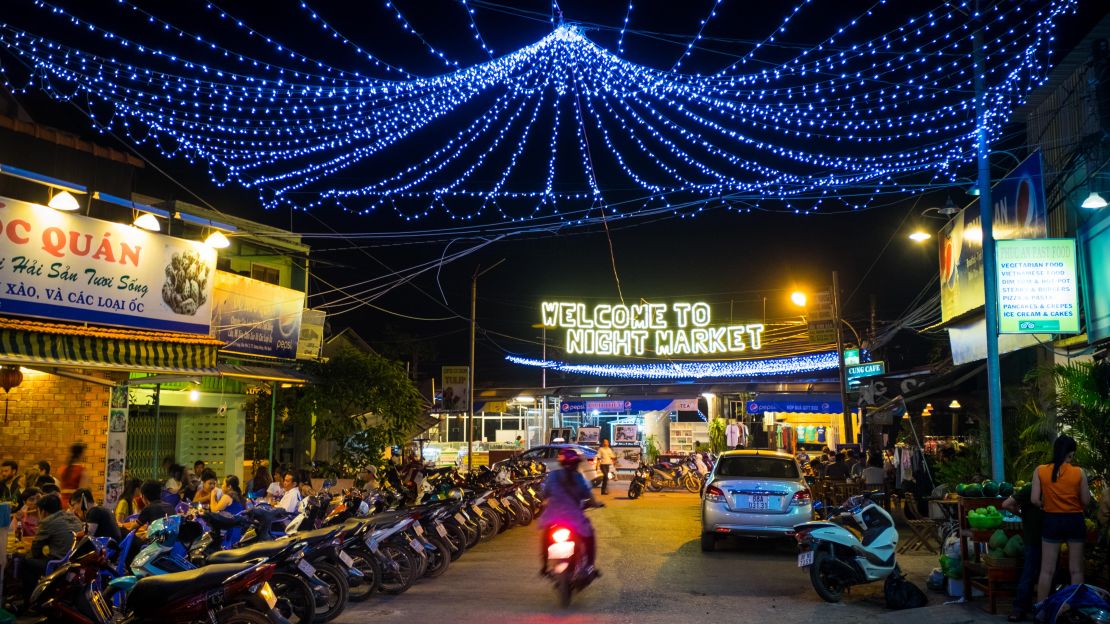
[[0, 365, 23, 423]]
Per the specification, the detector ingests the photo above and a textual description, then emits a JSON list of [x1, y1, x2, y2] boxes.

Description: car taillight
[[552, 527, 571, 543], [704, 485, 725, 503], [791, 489, 812, 506]]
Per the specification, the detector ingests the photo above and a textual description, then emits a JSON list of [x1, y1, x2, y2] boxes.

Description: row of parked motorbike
[[628, 453, 715, 499], [30, 460, 551, 623]]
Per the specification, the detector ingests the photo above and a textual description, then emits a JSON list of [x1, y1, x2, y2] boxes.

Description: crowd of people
[[1, 445, 324, 614], [800, 447, 891, 489]]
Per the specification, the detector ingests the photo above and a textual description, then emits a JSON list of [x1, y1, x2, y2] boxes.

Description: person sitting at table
[[825, 452, 850, 480], [14, 487, 42, 538], [17, 493, 82, 611], [861, 452, 886, 488]]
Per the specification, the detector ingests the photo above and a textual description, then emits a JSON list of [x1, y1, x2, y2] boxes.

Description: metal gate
[[126, 405, 178, 481]]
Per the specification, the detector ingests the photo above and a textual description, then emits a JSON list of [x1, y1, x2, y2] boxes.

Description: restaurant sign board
[[212, 271, 305, 358], [0, 195, 216, 333]]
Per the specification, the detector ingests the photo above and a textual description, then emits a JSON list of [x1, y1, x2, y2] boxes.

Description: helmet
[[558, 448, 582, 469]]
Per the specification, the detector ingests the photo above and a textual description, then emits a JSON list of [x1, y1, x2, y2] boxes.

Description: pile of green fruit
[[988, 529, 1026, 557], [967, 505, 1004, 529], [955, 479, 1015, 498]]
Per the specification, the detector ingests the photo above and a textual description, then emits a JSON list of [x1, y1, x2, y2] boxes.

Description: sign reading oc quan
[[541, 301, 763, 357], [0, 195, 216, 334]]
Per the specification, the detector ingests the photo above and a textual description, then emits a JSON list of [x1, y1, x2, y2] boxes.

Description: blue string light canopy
[[0, 0, 1078, 223]]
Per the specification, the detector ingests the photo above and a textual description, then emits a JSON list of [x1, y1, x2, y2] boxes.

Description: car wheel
[[700, 532, 717, 552]]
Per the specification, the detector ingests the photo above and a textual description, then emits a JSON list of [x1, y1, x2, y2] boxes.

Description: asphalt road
[[335, 481, 1001, 624]]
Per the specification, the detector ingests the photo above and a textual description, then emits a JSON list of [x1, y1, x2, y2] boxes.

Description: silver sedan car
[[700, 450, 813, 551]]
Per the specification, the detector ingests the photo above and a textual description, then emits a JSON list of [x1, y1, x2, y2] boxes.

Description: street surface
[[337, 481, 1002, 624]]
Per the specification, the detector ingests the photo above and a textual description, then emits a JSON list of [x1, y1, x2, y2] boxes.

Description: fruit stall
[[954, 479, 1021, 611]]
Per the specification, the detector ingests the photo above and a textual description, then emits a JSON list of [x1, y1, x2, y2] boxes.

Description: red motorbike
[[29, 535, 281, 624]]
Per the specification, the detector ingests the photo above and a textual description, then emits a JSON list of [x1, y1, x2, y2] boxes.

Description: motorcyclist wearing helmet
[[539, 448, 603, 576]]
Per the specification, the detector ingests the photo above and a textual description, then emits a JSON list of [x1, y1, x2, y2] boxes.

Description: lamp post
[[793, 277, 853, 444], [467, 260, 504, 472]]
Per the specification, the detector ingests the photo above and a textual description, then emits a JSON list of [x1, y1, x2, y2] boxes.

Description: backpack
[[884, 571, 928, 610], [1035, 584, 1110, 624]]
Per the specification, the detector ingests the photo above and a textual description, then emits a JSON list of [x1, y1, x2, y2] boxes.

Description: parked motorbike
[[627, 465, 648, 500], [646, 462, 700, 493], [30, 535, 280, 624], [793, 491, 899, 602], [541, 501, 603, 608]]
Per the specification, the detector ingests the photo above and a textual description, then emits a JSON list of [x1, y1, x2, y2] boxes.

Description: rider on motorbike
[[539, 448, 602, 577]]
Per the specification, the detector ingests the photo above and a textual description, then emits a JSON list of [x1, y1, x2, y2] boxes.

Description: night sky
[[3, 0, 1107, 386]]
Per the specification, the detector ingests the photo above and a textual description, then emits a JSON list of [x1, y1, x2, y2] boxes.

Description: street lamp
[[791, 278, 853, 443], [908, 230, 932, 243], [790, 291, 807, 308], [1082, 192, 1108, 210]]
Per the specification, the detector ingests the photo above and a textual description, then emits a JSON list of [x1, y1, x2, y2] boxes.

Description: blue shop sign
[[747, 395, 842, 414]]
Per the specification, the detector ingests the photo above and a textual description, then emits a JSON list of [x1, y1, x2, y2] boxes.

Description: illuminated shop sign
[[540, 301, 763, 357]]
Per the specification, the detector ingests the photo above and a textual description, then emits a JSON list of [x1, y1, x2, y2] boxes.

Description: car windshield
[[715, 456, 798, 479]]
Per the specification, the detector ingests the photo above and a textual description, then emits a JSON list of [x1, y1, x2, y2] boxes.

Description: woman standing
[[1032, 435, 1092, 602], [58, 442, 89, 507]]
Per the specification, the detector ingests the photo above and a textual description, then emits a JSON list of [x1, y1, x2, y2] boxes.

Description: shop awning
[[217, 364, 310, 384], [0, 316, 221, 374]]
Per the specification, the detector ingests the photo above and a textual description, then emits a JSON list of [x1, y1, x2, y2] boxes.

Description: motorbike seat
[[286, 525, 340, 545], [128, 562, 255, 616], [207, 540, 290, 564], [205, 512, 248, 530]]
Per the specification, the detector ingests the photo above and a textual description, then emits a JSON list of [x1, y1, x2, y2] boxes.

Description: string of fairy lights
[[0, 0, 1078, 226], [0, 0, 1082, 378]]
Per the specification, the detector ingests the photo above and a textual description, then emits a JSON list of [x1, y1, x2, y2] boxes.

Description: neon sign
[[540, 301, 763, 357]]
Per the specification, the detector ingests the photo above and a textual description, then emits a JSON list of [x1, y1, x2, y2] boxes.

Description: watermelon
[[1019, 482, 1032, 497], [989, 529, 1009, 550], [1004, 534, 1025, 558], [964, 484, 983, 497], [998, 482, 1014, 497], [956, 483, 968, 496], [981, 480, 999, 497]]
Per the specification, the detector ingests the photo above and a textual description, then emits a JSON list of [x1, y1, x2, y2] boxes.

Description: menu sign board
[[996, 239, 1080, 334], [212, 271, 305, 358], [0, 195, 216, 333]]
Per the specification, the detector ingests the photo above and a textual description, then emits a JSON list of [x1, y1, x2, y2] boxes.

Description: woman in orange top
[[1031, 435, 1091, 602]]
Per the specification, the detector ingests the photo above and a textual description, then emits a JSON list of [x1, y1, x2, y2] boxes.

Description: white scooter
[[793, 491, 899, 603]]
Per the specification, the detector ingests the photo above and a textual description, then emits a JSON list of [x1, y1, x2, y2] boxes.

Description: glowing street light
[[908, 230, 932, 243], [790, 291, 807, 308]]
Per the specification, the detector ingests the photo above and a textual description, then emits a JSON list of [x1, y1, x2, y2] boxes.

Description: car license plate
[[409, 538, 425, 553], [748, 495, 777, 510], [296, 558, 316, 577], [797, 551, 814, 567], [338, 550, 354, 567], [435, 523, 448, 538]]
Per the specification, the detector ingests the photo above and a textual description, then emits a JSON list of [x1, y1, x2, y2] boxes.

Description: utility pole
[[467, 260, 504, 472], [974, 2, 1005, 481], [832, 271, 852, 443]]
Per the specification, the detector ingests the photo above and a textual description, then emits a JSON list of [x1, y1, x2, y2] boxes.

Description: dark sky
[[3, 0, 1107, 386]]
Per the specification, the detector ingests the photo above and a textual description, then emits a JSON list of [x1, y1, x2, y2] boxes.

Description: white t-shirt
[[596, 446, 616, 465], [278, 487, 302, 514], [266, 482, 285, 503]]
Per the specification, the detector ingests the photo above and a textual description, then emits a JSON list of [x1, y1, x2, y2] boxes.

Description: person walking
[[1032, 435, 1091, 604], [58, 442, 89, 507], [596, 439, 616, 495]]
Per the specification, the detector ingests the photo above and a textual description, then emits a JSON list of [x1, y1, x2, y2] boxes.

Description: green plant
[[1008, 394, 1054, 483], [1054, 360, 1110, 482], [935, 451, 985, 492], [296, 347, 425, 477], [644, 434, 660, 465], [708, 418, 726, 454]]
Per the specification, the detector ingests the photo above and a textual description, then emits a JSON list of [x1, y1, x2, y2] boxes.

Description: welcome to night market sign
[[540, 301, 764, 357]]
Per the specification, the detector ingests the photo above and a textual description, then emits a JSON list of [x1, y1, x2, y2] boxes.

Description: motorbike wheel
[[442, 521, 468, 561], [683, 474, 701, 493], [378, 544, 417, 595], [421, 536, 451, 579], [216, 606, 272, 624], [269, 571, 315, 624], [628, 482, 642, 499], [556, 568, 573, 608], [345, 547, 381, 603], [647, 478, 664, 492], [517, 504, 534, 527], [478, 507, 501, 542], [809, 550, 846, 603], [312, 561, 349, 622]]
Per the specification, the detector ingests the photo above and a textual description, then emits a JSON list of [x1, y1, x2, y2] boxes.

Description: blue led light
[[505, 352, 841, 380], [0, 0, 1077, 221]]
